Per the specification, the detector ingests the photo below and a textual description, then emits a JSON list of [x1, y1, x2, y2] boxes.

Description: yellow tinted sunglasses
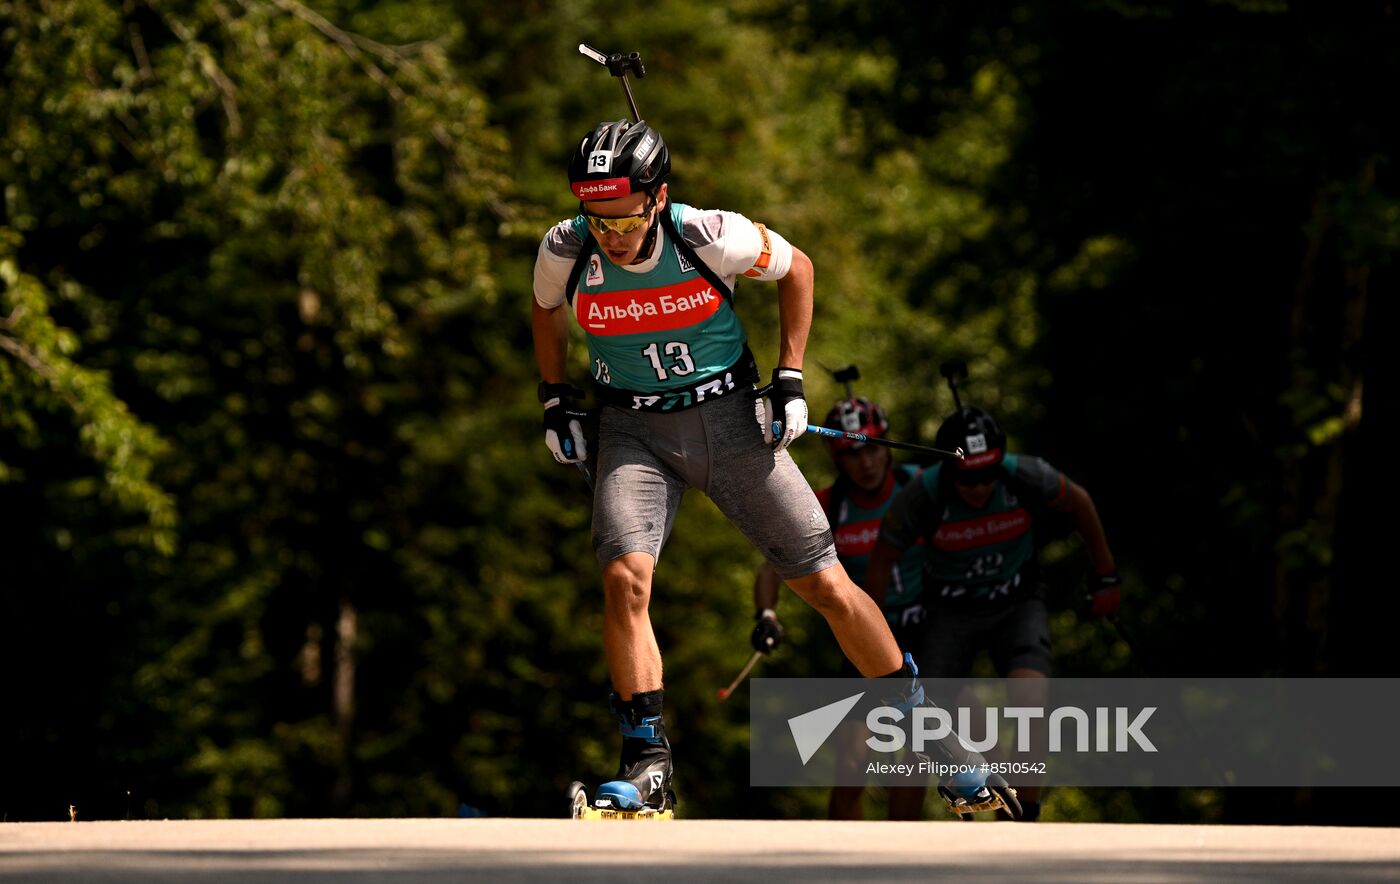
[[582, 198, 655, 236]]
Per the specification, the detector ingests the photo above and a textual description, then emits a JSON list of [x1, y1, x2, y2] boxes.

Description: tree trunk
[[331, 597, 357, 812]]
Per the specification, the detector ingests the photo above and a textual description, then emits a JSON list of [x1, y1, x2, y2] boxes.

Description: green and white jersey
[[818, 464, 926, 623], [880, 454, 1069, 606], [533, 202, 794, 396]]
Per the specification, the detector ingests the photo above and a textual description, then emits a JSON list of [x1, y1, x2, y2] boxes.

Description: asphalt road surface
[[3, 819, 1399, 882]]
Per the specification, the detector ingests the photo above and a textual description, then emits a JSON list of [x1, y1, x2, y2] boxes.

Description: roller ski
[[890, 653, 1023, 821], [568, 690, 677, 821], [568, 781, 674, 821], [939, 770, 1022, 819]]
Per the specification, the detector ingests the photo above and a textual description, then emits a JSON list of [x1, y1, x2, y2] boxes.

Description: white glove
[[760, 367, 808, 452], [540, 382, 589, 464]]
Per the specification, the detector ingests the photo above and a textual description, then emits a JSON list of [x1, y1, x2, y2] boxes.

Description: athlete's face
[[953, 477, 997, 509], [835, 445, 890, 493], [582, 184, 668, 265]]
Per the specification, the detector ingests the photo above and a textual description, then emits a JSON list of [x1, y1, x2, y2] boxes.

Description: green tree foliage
[[2, 0, 1392, 824], [1, 0, 530, 819]]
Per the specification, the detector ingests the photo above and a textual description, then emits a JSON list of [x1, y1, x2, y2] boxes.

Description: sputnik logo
[[787, 692, 865, 765]]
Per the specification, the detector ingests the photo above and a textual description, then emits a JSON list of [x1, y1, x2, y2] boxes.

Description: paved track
[[3, 819, 1399, 882]]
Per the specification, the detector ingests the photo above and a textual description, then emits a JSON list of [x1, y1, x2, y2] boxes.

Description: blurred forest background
[[2, 0, 1395, 823]]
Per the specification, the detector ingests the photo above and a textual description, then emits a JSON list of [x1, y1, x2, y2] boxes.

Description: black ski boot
[[594, 689, 675, 812]]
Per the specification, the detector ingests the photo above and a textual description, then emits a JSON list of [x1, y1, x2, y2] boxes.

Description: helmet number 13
[[642, 341, 696, 381]]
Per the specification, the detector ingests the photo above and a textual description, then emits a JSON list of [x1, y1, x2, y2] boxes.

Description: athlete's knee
[[602, 553, 654, 620], [788, 567, 859, 619]]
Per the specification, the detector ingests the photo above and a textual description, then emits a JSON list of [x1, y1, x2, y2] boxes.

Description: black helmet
[[823, 397, 889, 453], [568, 120, 670, 201], [935, 407, 1006, 477]]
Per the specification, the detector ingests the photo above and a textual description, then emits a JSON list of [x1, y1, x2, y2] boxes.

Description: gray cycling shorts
[[592, 390, 838, 580]]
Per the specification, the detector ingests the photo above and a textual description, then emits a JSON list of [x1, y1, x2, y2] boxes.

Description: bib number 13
[[642, 341, 696, 380]]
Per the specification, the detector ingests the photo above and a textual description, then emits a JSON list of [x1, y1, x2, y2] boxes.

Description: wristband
[[538, 381, 584, 404]]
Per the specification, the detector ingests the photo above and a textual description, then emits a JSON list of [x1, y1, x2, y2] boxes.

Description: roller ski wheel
[[939, 772, 1021, 820], [567, 780, 675, 821]]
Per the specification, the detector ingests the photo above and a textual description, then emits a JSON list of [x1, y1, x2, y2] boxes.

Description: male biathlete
[[532, 119, 1005, 814]]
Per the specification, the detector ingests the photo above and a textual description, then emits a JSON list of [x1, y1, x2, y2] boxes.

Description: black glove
[[751, 608, 784, 654], [758, 367, 808, 452], [539, 381, 588, 464]]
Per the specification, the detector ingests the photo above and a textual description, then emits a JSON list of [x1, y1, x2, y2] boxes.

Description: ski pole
[[940, 359, 968, 410], [1092, 614, 1235, 783], [717, 651, 763, 702], [575, 462, 594, 493], [578, 44, 646, 122], [753, 383, 964, 459], [805, 424, 964, 460], [1106, 614, 1154, 677], [1086, 606, 1157, 677]]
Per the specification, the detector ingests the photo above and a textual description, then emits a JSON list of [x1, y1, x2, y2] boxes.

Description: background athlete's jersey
[[880, 454, 1067, 605], [817, 463, 925, 623]]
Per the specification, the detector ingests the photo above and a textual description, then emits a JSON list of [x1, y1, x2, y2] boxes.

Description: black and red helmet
[[568, 120, 670, 201], [935, 407, 1006, 479], [823, 397, 889, 453]]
